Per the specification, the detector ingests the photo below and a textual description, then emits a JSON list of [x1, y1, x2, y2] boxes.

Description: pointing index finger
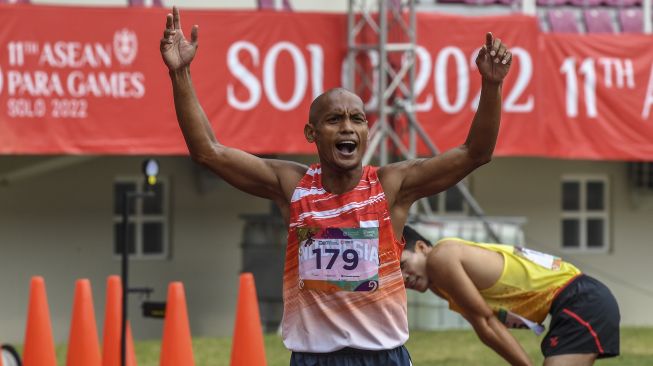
[[485, 32, 493, 49]]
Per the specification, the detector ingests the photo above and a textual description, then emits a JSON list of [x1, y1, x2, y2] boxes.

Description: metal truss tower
[[346, 0, 499, 241]]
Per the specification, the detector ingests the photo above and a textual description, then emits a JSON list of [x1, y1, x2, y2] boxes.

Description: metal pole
[[408, 0, 418, 215], [347, 0, 356, 90], [644, 0, 652, 34], [401, 104, 500, 242], [120, 190, 154, 366], [120, 192, 130, 366], [378, 0, 388, 166], [349, 0, 499, 241], [408, 0, 416, 159], [522, 0, 536, 16]]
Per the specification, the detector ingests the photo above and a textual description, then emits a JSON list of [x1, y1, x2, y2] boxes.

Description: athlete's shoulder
[[428, 241, 464, 270]]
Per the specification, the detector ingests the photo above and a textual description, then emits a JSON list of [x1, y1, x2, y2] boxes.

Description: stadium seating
[[584, 8, 615, 32], [569, 0, 603, 7], [1, 0, 648, 35], [548, 8, 582, 32], [127, 0, 163, 6], [619, 8, 643, 32], [537, 0, 569, 6], [257, 0, 293, 11], [419, 0, 647, 34], [427, 0, 645, 5], [463, 0, 500, 5], [604, 0, 641, 7]]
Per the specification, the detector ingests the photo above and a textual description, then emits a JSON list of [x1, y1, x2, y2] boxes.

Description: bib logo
[[113, 29, 138, 66]]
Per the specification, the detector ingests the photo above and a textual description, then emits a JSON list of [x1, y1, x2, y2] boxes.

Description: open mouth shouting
[[335, 140, 358, 157]]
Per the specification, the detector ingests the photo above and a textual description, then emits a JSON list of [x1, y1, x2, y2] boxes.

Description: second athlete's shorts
[[541, 274, 620, 358], [290, 345, 412, 366]]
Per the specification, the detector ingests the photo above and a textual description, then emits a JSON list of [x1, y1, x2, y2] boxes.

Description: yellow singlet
[[440, 238, 581, 324]]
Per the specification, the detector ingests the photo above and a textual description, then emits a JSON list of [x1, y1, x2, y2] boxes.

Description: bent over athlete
[[401, 226, 620, 366]]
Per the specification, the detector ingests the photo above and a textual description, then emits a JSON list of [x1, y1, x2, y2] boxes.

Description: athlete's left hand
[[475, 32, 512, 84]]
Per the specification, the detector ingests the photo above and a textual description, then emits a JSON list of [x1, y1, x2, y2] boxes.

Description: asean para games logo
[[113, 29, 138, 66]]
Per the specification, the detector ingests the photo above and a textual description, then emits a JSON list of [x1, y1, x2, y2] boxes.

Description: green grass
[[48, 327, 653, 365]]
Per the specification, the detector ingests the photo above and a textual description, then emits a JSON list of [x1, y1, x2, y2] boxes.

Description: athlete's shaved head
[[308, 88, 364, 124]]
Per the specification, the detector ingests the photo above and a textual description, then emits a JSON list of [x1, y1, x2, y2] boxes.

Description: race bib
[[514, 246, 561, 271], [297, 227, 380, 292], [497, 308, 546, 336]]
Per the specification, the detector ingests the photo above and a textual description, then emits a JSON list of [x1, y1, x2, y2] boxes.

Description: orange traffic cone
[[22, 276, 57, 366], [230, 273, 266, 366], [67, 279, 101, 366], [102, 276, 137, 366], [160, 282, 194, 366]]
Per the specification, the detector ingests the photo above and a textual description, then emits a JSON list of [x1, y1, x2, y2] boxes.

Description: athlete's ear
[[304, 122, 316, 143], [415, 240, 431, 254]]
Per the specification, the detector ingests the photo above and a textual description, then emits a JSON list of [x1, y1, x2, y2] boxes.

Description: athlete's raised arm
[[160, 6, 306, 220], [379, 32, 512, 234]]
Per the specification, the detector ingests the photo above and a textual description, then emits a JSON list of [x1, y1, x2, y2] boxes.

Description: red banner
[[414, 13, 540, 157], [538, 34, 653, 159], [1, 5, 653, 160]]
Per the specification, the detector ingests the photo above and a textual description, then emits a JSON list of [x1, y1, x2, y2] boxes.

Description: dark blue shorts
[[290, 345, 412, 366], [541, 274, 620, 359]]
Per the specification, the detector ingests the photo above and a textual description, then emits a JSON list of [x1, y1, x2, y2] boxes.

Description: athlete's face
[[400, 241, 432, 293], [305, 91, 368, 172]]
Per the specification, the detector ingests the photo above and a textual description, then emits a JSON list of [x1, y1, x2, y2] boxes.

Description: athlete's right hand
[[160, 6, 198, 72]]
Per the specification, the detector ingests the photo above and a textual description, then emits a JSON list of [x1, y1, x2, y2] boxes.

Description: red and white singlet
[[281, 164, 408, 352]]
